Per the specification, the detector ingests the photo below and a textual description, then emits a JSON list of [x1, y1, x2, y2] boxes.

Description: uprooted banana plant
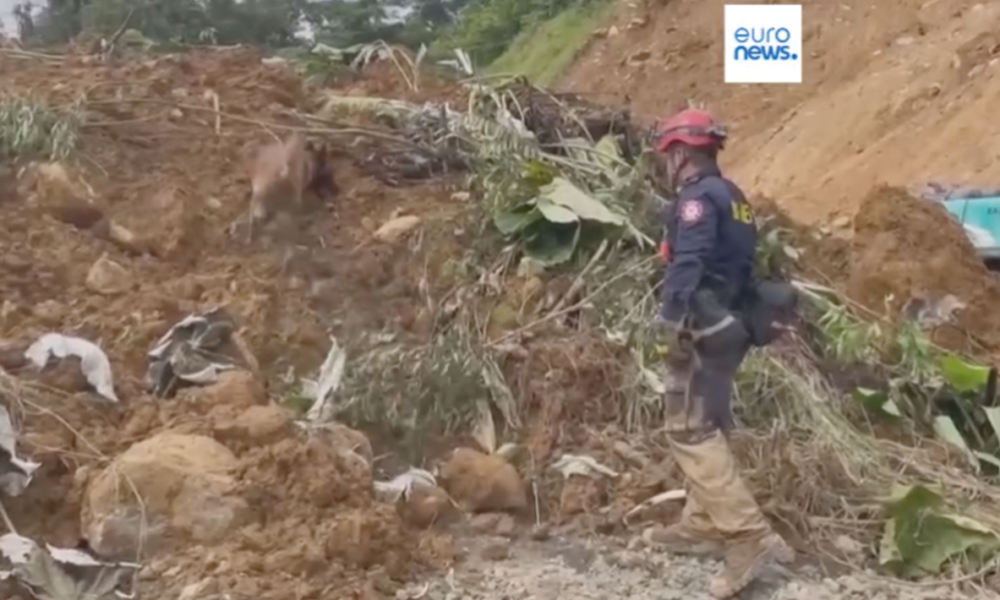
[[320, 76, 654, 269]]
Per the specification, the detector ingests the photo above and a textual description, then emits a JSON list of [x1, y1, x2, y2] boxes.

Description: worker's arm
[[660, 195, 719, 323]]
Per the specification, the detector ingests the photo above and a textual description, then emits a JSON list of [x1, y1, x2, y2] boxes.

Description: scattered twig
[[489, 255, 652, 346], [0, 48, 64, 62], [548, 239, 609, 316], [84, 98, 426, 149], [100, 7, 136, 61]]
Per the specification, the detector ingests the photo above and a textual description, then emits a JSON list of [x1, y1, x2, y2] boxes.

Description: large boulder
[[82, 432, 247, 559], [437, 448, 527, 513]]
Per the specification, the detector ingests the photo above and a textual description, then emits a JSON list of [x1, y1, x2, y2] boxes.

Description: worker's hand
[[653, 319, 695, 367]]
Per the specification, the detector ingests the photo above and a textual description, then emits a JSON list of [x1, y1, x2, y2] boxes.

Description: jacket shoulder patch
[[679, 199, 705, 224]]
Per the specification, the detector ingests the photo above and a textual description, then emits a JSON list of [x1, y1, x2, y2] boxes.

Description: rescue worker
[[643, 108, 795, 598]]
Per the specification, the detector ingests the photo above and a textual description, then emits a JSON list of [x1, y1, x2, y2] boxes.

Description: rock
[[20, 162, 106, 229], [112, 186, 205, 262], [626, 17, 647, 29], [178, 578, 218, 600], [478, 537, 511, 561], [469, 513, 517, 537], [558, 475, 608, 519], [82, 433, 248, 559], [213, 404, 293, 446], [495, 514, 517, 537], [0, 254, 31, 274], [310, 421, 373, 464], [398, 484, 456, 528], [188, 371, 267, 411], [831, 215, 851, 229], [530, 523, 551, 541], [373, 215, 420, 243], [32, 300, 63, 326], [832, 534, 865, 562], [98, 220, 148, 255], [626, 49, 651, 65], [85, 254, 132, 295], [470, 512, 502, 534], [438, 448, 527, 513]]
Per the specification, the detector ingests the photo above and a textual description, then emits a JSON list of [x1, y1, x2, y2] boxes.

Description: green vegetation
[[0, 95, 83, 161], [12, 0, 607, 74], [489, 0, 612, 85]]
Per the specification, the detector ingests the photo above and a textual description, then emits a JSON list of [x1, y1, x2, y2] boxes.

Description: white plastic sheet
[[24, 334, 118, 402]]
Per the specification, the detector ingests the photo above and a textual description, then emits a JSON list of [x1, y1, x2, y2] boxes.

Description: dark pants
[[663, 292, 751, 437], [661, 297, 768, 541]]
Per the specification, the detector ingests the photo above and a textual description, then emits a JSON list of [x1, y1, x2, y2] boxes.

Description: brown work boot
[[708, 532, 795, 598], [641, 523, 724, 557]]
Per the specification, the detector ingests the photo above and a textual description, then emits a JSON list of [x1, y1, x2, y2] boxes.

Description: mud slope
[[562, 0, 1000, 226]]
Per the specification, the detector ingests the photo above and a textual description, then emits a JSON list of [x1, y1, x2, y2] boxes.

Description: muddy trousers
[[662, 323, 768, 539]]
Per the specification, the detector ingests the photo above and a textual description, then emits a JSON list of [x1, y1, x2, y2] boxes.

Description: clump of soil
[[847, 185, 1000, 351], [2, 372, 448, 600]]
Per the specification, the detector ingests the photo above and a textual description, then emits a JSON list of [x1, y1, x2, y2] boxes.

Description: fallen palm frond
[[320, 78, 651, 269], [295, 40, 427, 91]]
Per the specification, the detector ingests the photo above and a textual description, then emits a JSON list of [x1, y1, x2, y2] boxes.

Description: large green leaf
[[879, 484, 1000, 577], [983, 406, 1000, 444], [523, 221, 580, 267], [593, 135, 623, 171], [535, 197, 580, 224], [494, 206, 542, 235], [940, 354, 991, 392], [933, 415, 972, 455], [852, 387, 901, 418], [540, 177, 625, 225]]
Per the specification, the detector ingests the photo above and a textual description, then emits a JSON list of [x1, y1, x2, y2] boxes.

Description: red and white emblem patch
[[679, 199, 704, 224]]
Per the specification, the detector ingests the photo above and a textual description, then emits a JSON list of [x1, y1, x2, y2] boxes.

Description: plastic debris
[[0, 406, 40, 497], [146, 308, 240, 397], [902, 294, 967, 329], [550, 454, 619, 479], [374, 467, 437, 502], [24, 334, 118, 402], [623, 488, 687, 524], [300, 337, 347, 423], [0, 533, 139, 599]]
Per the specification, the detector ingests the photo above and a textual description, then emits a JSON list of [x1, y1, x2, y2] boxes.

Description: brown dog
[[242, 133, 336, 237]]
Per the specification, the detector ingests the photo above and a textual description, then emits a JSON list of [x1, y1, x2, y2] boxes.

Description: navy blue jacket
[[660, 166, 757, 323]]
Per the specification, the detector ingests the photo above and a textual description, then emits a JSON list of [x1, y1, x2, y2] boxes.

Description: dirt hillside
[[562, 0, 1000, 227], [562, 0, 1000, 351], [0, 46, 470, 599], [0, 47, 466, 381]]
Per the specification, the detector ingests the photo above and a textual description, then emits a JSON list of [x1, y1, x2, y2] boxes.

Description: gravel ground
[[396, 535, 1000, 600]]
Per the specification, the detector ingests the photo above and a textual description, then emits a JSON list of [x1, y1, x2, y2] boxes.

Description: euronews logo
[[724, 4, 802, 84], [733, 27, 797, 61]]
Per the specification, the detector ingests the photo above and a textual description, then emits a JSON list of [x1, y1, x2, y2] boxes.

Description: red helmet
[[650, 108, 727, 153]]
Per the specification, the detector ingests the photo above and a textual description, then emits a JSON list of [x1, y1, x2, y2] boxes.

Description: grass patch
[[0, 95, 83, 161], [488, 0, 612, 86]]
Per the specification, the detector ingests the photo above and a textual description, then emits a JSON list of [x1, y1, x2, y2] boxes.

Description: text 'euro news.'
[[724, 4, 802, 84]]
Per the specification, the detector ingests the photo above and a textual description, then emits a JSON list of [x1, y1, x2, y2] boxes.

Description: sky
[[0, 0, 16, 34]]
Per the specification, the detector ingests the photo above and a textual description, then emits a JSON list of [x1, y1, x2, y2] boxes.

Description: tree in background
[[15, 0, 572, 73], [304, 0, 472, 49], [430, 0, 587, 65], [20, 0, 312, 47], [17, 0, 475, 49]]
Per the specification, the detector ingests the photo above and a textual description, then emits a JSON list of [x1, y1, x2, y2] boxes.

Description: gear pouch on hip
[[742, 280, 799, 347]]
